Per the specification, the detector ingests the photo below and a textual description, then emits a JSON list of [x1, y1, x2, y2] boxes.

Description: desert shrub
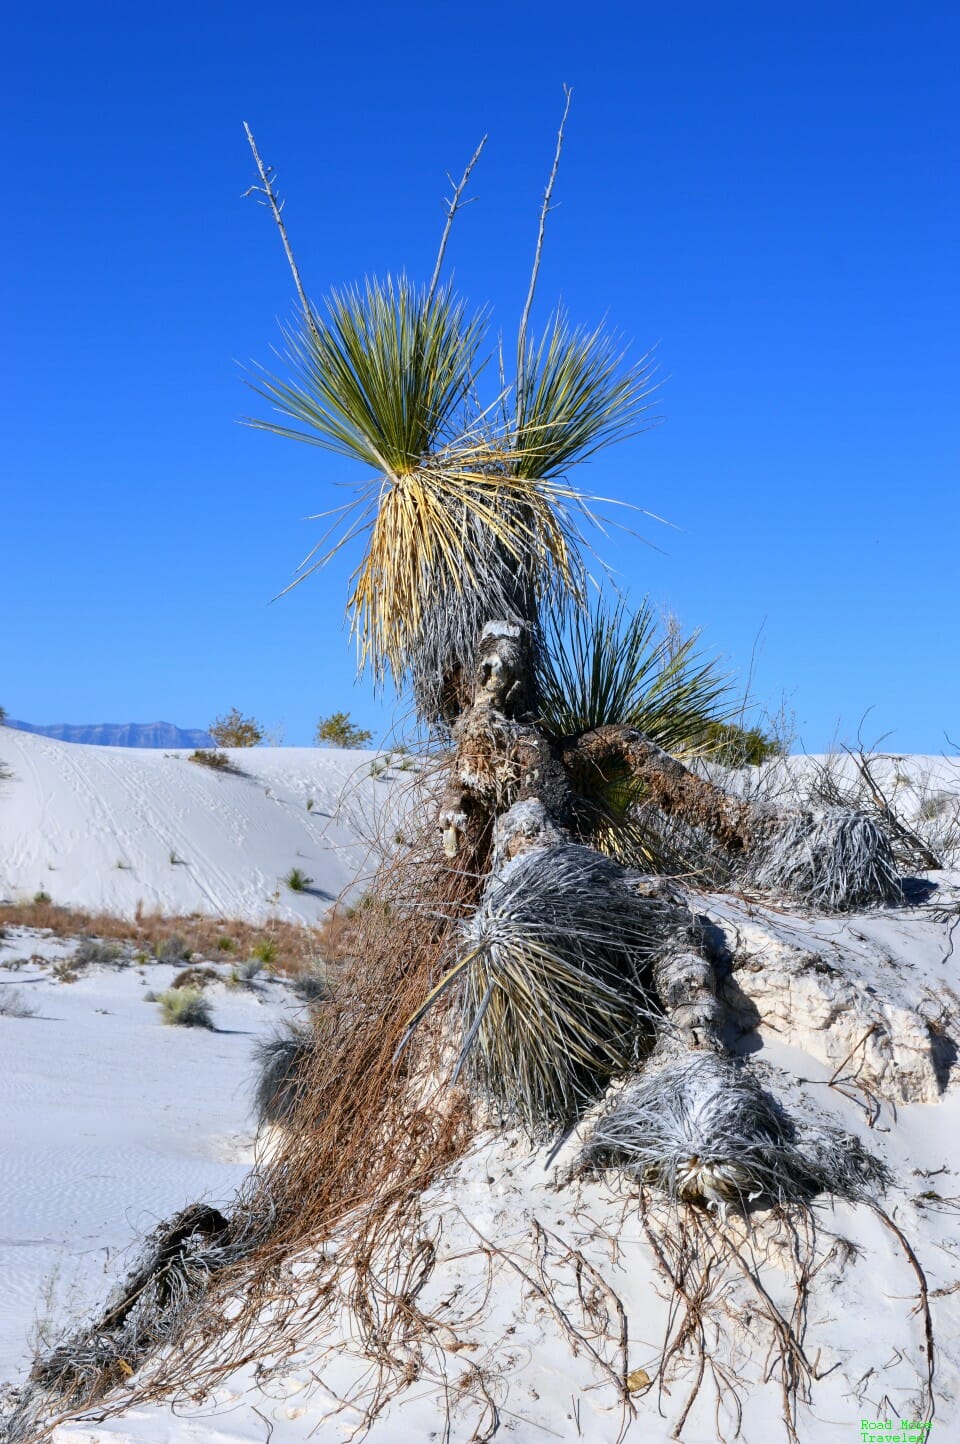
[[291, 967, 329, 1004], [216, 935, 237, 952], [188, 749, 234, 772], [0, 704, 6, 724], [698, 718, 783, 767], [74, 938, 125, 967], [153, 934, 191, 964], [33, 889, 51, 905], [251, 938, 279, 967], [208, 709, 264, 748], [0, 987, 39, 1018], [252, 1025, 316, 1125], [284, 867, 313, 893], [171, 965, 219, 990], [315, 711, 374, 748], [156, 987, 213, 1029], [228, 959, 262, 988]]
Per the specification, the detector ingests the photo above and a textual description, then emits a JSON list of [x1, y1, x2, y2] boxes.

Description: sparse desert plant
[[698, 718, 784, 767], [33, 889, 51, 905], [291, 966, 329, 1004], [74, 939, 125, 968], [228, 957, 263, 988], [153, 934, 191, 964], [0, 704, 6, 724], [188, 749, 234, 772], [156, 986, 213, 1029], [0, 987, 39, 1018], [171, 965, 219, 990], [314, 711, 374, 748], [252, 1025, 317, 1125], [251, 938, 279, 967], [216, 935, 237, 953], [208, 708, 264, 748], [284, 867, 313, 893]]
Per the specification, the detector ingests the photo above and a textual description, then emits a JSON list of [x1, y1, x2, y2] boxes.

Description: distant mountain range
[[5, 720, 215, 748]]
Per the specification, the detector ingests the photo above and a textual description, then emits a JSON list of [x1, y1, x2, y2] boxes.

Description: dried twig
[[243, 123, 320, 345], [426, 136, 488, 308], [516, 85, 572, 405]]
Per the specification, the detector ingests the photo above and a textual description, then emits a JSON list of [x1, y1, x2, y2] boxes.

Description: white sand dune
[[2, 733, 959, 1442], [0, 727, 409, 922]]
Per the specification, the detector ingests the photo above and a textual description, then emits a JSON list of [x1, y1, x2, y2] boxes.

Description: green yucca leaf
[[248, 274, 486, 477], [536, 595, 732, 751], [514, 312, 657, 480], [537, 597, 739, 875]]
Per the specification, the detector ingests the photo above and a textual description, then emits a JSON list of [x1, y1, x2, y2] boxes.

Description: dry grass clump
[[188, 748, 236, 772], [0, 988, 39, 1019], [0, 900, 327, 977], [581, 1054, 889, 1214], [252, 1024, 317, 1125], [156, 986, 214, 1029], [404, 845, 686, 1137], [6, 1206, 242, 1443], [17, 830, 481, 1437], [750, 807, 902, 911]]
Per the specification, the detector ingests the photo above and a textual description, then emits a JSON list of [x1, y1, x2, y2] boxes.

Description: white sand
[[1, 729, 959, 1442], [0, 726, 409, 922]]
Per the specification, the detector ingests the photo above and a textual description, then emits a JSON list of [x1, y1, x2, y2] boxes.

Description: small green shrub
[[189, 749, 233, 771], [209, 708, 264, 748], [157, 986, 213, 1029], [216, 935, 237, 953], [284, 867, 314, 893], [251, 938, 279, 967], [33, 890, 51, 905], [700, 719, 783, 767], [315, 711, 374, 748]]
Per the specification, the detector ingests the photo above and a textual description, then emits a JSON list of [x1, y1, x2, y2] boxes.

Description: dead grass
[[0, 900, 328, 977], [19, 818, 485, 1437]]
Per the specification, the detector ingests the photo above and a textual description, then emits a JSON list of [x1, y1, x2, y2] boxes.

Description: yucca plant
[[514, 311, 656, 481], [399, 845, 684, 1136], [536, 596, 737, 872], [249, 275, 592, 706]]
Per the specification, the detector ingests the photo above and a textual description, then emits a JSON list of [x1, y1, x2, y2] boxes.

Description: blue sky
[[3, 2, 957, 751]]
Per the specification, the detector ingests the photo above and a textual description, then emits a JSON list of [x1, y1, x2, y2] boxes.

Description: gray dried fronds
[[751, 807, 902, 911], [253, 1025, 317, 1126], [8, 1205, 257, 1438], [451, 844, 687, 1135], [407, 496, 544, 725], [580, 1053, 888, 1215]]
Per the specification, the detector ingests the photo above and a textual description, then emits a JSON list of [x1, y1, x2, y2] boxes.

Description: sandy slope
[[0, 727, 408, 922], [2, 737, 959, 1442]]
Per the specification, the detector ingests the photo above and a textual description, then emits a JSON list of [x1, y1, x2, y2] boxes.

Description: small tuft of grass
[[284, 867, 314, 893], [216, 935, 237, 953], [33, 889, 51, 905], [74, 938, 126, 968], [156, 986, 214, 1029], [188, 749, 234, 772], [153, 934, 192, 964], [251, 938, 280, 968], [0, 988, 39, 1018]]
